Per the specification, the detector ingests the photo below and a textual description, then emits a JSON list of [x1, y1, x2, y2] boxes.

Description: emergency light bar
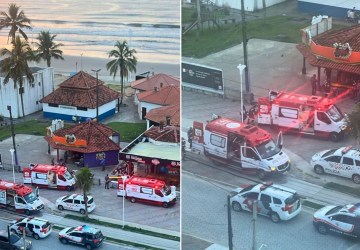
[[342, 146, 353, 154]]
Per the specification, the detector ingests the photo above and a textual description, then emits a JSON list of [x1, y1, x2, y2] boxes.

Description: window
[[332, 215, 353, 224], [70, 232, 82, 237], [242, 147, 260, 161], [273, 197, 282, 205], [74, 200, 81, 204], [140, 187, 153, 195], [64, 199, 73, 204], [279, 107, 298, 119], [48, 103, 59, 107], [155, 189, 163, 197], [58, 175, 66, 182], [325, 156, 341, 163], [259, 104, 269, 114], [355, 160, 360, 167], [210, 134, 226, 148], [77, 107, 88, 111], [342, 157, 354, 166], [15, 197, 25, 204], [260, 194, 272, 204], [317, 112, 331, 124], [243, 192, 258, 200]]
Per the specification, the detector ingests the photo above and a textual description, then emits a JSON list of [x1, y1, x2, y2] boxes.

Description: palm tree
[[33, 31, 64, 67], [0, 35, 34, 117], [0, 3, 32, 43], [107, 40, 137, 104], [75, 167, 93, 218]]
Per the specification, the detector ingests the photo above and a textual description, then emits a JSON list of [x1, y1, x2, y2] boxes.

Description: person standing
[[310, 74, 317, 95], [105, 174, 110, 189]]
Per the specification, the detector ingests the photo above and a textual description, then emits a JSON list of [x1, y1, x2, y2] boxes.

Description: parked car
[[230, 182, 301, 223], [313, 203, 360, 238], [0, 230, 32, 250], [56, 194, 96, 214], [310, 146, 360, 183], [9, 217, 52, 240], [58, 225, 105, 250]]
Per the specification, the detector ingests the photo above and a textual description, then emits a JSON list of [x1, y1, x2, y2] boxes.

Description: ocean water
[[0, 0, 180, 64]]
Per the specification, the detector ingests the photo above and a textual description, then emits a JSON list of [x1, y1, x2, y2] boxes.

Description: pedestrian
[[105, 174, 110, 189], [310, 74, 317, 95], [187, 127, 193, 148]]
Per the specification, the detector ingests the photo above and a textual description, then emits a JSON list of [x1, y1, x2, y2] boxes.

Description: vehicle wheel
[[24, 210, 30, 216], [86, 244, 93, 250], [130, 197, 136, 203], [232, 201, 242, 212], [270, 212, 280, 223], [80, 209, 85, 214], [162, 202, 169, 208], [33, 233, 40, 240], [66, 186, 72, 191], [58, 205, 64, 211], [314, 165, 324, 175], [61, 238, 68, 244], [317, 224, 328, 235], [329, 132, 340, 142], [353, 174, 360, 184], [257, 170, 267, 180]]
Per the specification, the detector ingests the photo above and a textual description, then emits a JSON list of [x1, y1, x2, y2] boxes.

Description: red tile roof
[[44, 120, 120, 153], [41, 71, 119, 108], [130, 73, 180, 91], [145, 104, 180, 126], [137, 85, 180, 106], [144, 125, 180, 143]]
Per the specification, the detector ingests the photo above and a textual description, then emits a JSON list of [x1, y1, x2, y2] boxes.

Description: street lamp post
[[91, 69, 101, 121], [122, 175, 128, 229], [237, 64, 246, 122], [9, 149, 15, 183], [7, 106, 18, 166], [80, 53, 83, 71]]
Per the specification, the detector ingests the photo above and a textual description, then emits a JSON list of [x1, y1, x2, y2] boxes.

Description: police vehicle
[[9, 217, 52, 240], [310, 146, 360, 183], [56, 194, 96, 214], [58, 225, 105, 249], [313, 203, 360, 238]]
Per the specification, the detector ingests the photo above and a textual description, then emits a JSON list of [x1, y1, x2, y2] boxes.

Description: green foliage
[[0, 120, 50, 141], [33, 31, 64, 67], [75, 167, 93, 218], [182, 7, 197, 23], [324, 182, 360, 197], [347, 103, 360, 145], [107, 122, 146, 142]]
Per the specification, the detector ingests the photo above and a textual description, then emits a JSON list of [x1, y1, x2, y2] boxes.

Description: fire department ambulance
[[117, 176, 177, 208], [191, 115, 290, 180], [23, 164, 75, 191], [256, 90, 348, 142], [0, 179, 44, 215]]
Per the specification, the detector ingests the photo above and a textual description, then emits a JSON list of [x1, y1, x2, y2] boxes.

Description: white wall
[[0, 67, 54, 118], [138, 101, 163, 119], [299, 0, 360, 8], [208, 0, 286, 12]]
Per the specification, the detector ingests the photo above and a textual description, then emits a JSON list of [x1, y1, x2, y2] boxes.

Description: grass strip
[[324, 182, 360, 197], [52, 224, 163, 250], [302, 200, 324, 210], [64, 214, 180, 242]]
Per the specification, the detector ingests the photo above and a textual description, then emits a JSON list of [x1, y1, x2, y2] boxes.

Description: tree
[[33, 31, 64, 67], [75, 167, 93, 218], [107, 40, 137, 104], [0, 3, 32, 43], [347, 103, 360, 145], [0, 35, 34, 117]]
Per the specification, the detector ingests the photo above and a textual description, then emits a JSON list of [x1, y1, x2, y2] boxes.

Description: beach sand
[[36, 54, 180, 86]]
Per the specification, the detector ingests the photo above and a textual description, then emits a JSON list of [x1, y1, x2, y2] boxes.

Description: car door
[[330, 215, 354, 236], [63, 198, 74, 210], [241, 146, 262, 170], [258, 193, 272, 216], [14, 195, 26, 210], [73, 199, 81, 212], [323, 155, 342, 176], [241, 192, 259, 212], [341, 157, 355, 178], [69, 232, 83, 245], [0, 235, 10, 250], [15, 222, 27, 235], [314, 111, 332, 132]]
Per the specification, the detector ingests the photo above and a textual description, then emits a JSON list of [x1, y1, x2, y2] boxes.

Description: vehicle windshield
[[325, 205, 342, 215], [322, 149, 337, 158], [255, 139, 281, 159], [285, 193, 299, 205], [23, 192, 38, 203], [64, 171, 73, 180], [9, 233, 21, 244], [326, 105, 343, 122], [161, 185, 172, 196]]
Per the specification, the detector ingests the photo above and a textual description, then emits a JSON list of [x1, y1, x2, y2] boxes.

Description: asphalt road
[[182, 170, 360, 250]]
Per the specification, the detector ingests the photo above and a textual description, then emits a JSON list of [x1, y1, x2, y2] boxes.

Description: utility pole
[[252, 200, 258, 250], [196, 0, 201, 39], [241, 0, 250, 93], [91, 69, 101, 121], [7, 106, 18, 166], [227, 195, 233, 250]]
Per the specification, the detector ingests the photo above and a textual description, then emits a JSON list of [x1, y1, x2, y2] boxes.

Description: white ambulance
[[23, 164, 75, 191], [255, 90, 348, 142], [191, 115, 290, 180], [117, 176, 177, 208]]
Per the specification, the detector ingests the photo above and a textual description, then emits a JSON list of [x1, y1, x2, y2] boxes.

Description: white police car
[[58, 225, 105, 249], [310, 146, 360, 183], [56, 194, 96, 214], [313, 203, 360, 239], [9, 217, 52, 240]]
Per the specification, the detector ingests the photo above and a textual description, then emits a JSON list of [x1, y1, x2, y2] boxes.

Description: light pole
[[237, 64, 246, 122], [7, 106, 18, 166], [91, 69, 101, 121], [9, 149, 15, 183], [80, 53, 83, 71], [122, 175, 128, 229]]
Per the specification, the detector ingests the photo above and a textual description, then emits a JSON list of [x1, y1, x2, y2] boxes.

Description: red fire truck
[[117, 176, 177, 208], [191, 115, 290, 180], [255, 90, 348, 142], [23, 164, 75, 191], [0, 179, 44, 215]]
